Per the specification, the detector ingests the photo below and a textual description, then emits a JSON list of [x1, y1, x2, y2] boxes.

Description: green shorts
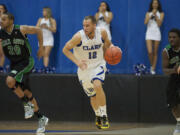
[[8, 57, 34, 83]]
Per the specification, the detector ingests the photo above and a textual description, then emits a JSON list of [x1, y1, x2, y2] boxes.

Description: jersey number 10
[[89, 51, 97, 59]]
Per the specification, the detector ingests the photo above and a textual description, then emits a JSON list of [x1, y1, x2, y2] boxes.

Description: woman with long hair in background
[[144, 0, 164, 74], [95, 1, 113, 41], [36, 7, 56, 73]]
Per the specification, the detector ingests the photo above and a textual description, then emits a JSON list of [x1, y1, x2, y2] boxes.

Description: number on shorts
[[89, 51, 97, 59]]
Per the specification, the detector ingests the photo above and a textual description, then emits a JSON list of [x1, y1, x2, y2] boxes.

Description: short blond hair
[[43, 7, 52, 18]]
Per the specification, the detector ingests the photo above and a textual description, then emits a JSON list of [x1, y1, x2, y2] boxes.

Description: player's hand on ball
[[78, 60, 87, 71], [37, 47, 44, 60]]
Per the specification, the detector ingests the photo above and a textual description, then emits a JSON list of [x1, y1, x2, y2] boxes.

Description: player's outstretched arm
[[20, 25, 44, 59], [162, 49, 177, 75], [20, 25, 43, 48]]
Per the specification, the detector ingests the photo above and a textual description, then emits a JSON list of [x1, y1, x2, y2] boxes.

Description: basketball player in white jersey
[[95, 1, 113, 41], [63, 16, 112, 129], [0, 4, 7, 72]]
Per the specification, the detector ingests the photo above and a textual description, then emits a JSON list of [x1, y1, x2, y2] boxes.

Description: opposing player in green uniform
[[162, 29, 180, 135], [0, 12, 48, 133]]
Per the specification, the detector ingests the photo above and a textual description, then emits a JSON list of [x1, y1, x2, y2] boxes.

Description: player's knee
[[6, 76, 16, 88], [93, 80, 103, 91]]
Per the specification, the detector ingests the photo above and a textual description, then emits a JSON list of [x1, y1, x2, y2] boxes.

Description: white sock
[[95, 108, 101, 116], [99, 105, 107, 117]]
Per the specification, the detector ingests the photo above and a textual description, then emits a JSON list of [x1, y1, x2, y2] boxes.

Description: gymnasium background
[[1, 0, 180, 74], [0, 0, 180, 124]]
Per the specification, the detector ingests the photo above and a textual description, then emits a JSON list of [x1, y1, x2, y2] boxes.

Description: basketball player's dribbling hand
[[78, 60, 87, 71], [37, 47, 44, 60]]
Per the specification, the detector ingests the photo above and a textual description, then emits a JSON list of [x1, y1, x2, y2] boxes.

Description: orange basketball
[[104, 46, 122, 65]]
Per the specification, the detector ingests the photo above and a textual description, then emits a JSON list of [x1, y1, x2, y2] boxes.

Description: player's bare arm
[[20, 25, 44, 59], [162, 49, 178, 75], [20, 25, 43, 48], [0, 39, 4, 59], [63, 32, 87, 70], [101, 29, 112, 52]]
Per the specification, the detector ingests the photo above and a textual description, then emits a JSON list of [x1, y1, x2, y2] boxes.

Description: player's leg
[[146, 40, 154, 74], [93, 80, 106, 112], [24, 90, 39, 112], [172, 105, 180, 135], [43, 46, 52, 69], [22, 73, 49, 133], [6, 76, 34, 119], [90, 96, 100, 115], [152, 40, 160, 73], [6, 76, 27, 99], [93, 79, 109, 129], [166, 75, 180, 134], [172, 105, 180, 119], [90, 96, 102, 129], [24, 89, 49, 133]]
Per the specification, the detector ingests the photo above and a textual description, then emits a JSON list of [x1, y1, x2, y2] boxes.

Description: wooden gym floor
[[0, 121, 175, 135]]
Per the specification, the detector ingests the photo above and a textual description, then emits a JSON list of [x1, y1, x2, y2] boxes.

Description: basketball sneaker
[[36, 116, 49, 133], [173, 121, 180, 135], [100, 115, 110, 129], [24, 102, 34, 119], [95, 116, 102, 129]]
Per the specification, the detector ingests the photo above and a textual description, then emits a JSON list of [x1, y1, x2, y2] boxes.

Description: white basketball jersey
[[73, 27, 106, 69]]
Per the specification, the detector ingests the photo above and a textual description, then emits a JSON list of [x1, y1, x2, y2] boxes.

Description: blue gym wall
[[1, 0, 180, 74]]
